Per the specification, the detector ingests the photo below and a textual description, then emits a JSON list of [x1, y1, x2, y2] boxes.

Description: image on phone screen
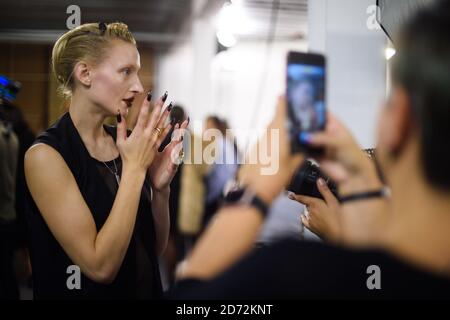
[[286, 53, 326, 154]]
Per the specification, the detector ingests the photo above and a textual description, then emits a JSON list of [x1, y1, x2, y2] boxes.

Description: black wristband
[[249, 194, 269, 218], [223, 187, 270, 219], [338, 188, 389, 204]]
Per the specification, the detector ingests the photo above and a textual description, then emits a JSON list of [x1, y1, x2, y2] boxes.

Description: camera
[[287, 149, 377, 200], [287, 160, 338, 200]]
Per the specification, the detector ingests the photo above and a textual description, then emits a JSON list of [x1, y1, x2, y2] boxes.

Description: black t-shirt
[[172, 240, 450, 299]]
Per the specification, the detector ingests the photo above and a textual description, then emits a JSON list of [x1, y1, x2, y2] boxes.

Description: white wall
[[156, 0, 387, 149], [155, 41, 194, 113], [309, 0, 387, 148], [156, 26, 307, 149], [210, 40, 307, 148], [155, 16, 217, 138]]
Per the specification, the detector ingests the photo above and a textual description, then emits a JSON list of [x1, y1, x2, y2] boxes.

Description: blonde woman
[[25, 22, 187, 299]]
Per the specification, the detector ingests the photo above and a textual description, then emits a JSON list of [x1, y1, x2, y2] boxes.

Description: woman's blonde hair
[[52, 22, 136, 99]]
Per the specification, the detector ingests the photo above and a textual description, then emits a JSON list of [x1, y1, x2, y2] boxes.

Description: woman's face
[[87, 39, 144, 117], [291, 81, 314, 109]]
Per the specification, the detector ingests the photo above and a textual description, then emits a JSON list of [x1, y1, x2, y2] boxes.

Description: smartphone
[[286, 51, 326, 156]]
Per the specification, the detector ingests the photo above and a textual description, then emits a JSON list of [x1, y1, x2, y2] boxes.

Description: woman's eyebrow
[[119, 64, 140, 71]]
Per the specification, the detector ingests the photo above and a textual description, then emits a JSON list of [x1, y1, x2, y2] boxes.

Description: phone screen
[[286, 52, 326, 154]]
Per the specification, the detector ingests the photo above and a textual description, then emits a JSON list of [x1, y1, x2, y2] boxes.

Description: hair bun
[[98, 22, 107, 35]]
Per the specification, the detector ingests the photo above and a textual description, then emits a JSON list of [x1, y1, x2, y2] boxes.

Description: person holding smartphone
[[172, 1, 450, 299]]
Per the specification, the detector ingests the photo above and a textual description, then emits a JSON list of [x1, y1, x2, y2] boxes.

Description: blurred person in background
[[178, 131, 210, 256], [202, 115, 240, 228], [0, 100, 20, 299], [159, 105, 189, 286], [0, 76, 35, 295]]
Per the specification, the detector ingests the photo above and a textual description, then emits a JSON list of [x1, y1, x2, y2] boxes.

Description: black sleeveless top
[[26, 112, 163, 299]]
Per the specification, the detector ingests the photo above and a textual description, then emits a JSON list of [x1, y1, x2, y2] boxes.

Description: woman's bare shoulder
[[26, 143, 64, 164], [25, 143, 72, 181]]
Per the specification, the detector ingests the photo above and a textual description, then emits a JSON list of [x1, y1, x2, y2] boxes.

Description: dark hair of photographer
[[391, 3, 450, 191]]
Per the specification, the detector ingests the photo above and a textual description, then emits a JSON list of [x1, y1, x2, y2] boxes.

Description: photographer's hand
[[304, 114, 388, 245], [289, 178, 341, 242]]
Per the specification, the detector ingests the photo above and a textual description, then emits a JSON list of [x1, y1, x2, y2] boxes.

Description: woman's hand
[[116, 92, 171, 175], [289, 178, 341, 242], [149, 118, 189, 192]]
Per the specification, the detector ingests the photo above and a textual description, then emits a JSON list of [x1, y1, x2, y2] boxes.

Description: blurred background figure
[[0, 76, 20, 299], [0, 78, 35, 240], [202, 115, 240, 228], [0, 75, 34, 299], [0, 113, 19, 300], [178, 131, 210, 259]]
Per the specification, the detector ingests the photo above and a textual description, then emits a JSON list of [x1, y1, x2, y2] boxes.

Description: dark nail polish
[[187, 116, 190, 124], [116, 111, 122, 123], [162, 91, 168, 102], [167, 102, 173, 112], [299, 132, 311, 144], [146, 91, 152, 101]]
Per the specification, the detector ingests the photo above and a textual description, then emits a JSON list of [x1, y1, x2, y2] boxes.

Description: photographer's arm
[[177, 97, 303, 280], [176, 205, 265, 280]]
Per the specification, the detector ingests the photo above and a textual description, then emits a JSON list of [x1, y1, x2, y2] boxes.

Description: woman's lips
[[122, 98, 134, 108]]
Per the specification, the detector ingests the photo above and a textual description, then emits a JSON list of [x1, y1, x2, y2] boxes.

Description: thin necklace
[[102, 158, 120, 185]]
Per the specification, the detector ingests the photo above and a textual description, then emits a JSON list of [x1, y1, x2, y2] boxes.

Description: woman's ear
[[385, 86, 413, 155], [73, 61, 91, 87]]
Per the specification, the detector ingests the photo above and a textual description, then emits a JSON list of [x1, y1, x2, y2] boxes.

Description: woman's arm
[[177, 205, 264, 280], [151, 187, 171, 256], [25, 144, 146, 284], [25, 94, 169, 284]]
